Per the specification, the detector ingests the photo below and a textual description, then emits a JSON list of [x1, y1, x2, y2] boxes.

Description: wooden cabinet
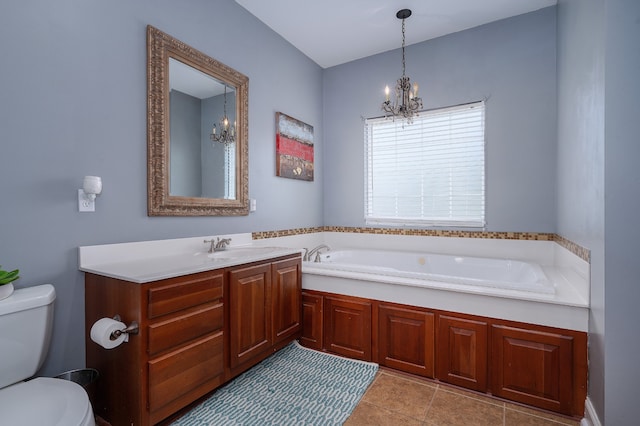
[[300, 290, 587, 418], [377, 303, 435, 377], [85, 270, 225, 426], [300, 292, 323, 350], [323, 295, 372, 361], [146, 272, 225, 424], [85, 254, 301, 426], [491, 323, 587, 416], [229, 263, 272, 370], [271, 258, 302, 345], [436, 314, 488, 392], [228, 257, 302, 375]]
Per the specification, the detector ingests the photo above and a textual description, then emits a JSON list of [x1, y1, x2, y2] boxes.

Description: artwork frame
[[276, 112, 314, 181]]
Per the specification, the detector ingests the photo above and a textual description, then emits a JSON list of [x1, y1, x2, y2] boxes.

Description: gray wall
[[558, 0, 640, 423], [0, 0, 323, 376], [322, 8, 557, 232], [170, 90, 202, 197], [557, 0, 606, 420], [603, 0, 640, 423]]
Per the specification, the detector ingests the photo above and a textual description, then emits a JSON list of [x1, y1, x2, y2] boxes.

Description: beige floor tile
[[505, 408, 580, 425], [425, 388, 504, 426], [440, 384, 505, 407], [345, 401, 425, 426], [504, 403, 581, 426], [361, 371, 436, 420]]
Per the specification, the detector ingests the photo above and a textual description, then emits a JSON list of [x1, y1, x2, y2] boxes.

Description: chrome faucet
[[304, 244, 330, 262], [204, 237, 232, 253]]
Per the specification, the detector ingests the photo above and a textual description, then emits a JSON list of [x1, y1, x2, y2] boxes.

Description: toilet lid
[[0, 377, 94, 426]]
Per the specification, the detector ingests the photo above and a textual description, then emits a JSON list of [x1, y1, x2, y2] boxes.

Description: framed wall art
[[275, 112, 314, 181]]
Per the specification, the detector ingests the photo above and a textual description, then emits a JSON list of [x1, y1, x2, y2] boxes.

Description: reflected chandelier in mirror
[[147, 25, 249, 216]]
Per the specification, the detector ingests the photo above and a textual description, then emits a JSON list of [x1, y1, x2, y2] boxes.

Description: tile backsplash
[[252, 226, 590, 263]]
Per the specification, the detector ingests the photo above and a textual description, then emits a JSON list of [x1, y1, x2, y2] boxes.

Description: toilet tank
[[0, 284, 56, 389]]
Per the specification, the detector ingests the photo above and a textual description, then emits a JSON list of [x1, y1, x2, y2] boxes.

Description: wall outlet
[[78, 189, 95, 212], [250, 199, 257, 212]]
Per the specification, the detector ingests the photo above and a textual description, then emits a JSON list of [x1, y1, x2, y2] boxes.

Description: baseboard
[[580, 397, 602, 426]]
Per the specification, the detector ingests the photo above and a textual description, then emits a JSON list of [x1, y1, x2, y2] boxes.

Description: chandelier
[[210, 85, 236, 145], [381, 9, 423, 123]]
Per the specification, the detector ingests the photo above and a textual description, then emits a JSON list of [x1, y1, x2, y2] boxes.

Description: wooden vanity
[[85, 253, 301, 426]]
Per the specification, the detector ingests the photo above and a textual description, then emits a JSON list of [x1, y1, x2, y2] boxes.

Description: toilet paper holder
[[110, 315, 139, 341]]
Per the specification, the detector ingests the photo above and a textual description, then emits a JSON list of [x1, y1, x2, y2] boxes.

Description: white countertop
[[79, 234, 302, 283]]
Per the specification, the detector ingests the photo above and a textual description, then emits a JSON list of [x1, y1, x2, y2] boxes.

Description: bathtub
[[310, 249, 555, 295]]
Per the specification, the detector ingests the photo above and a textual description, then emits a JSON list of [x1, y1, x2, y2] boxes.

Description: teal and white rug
[[172, 341, 378, 425]]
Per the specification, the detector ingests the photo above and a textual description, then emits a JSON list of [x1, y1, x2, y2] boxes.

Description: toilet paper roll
[[90, 317, 127, 349]]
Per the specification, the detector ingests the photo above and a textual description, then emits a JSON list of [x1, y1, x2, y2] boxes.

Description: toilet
[[0, 284, 95, 426]]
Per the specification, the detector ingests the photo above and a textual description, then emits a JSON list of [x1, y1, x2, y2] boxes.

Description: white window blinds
[[365, 101, 485, 227], [224, 142, 236, 199]]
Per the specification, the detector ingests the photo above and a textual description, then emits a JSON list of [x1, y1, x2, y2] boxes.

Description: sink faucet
[[204, 237, 232, 253], [304, 244, 330, 262]]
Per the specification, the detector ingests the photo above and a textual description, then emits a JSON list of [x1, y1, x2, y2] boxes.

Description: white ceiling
[[234, 0, 557, 68]]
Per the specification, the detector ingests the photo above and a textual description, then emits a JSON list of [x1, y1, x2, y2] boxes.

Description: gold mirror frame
[[147, 25, 249, 216]]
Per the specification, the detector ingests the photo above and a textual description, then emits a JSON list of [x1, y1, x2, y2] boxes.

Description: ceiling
[[234, 0, 557, 69]]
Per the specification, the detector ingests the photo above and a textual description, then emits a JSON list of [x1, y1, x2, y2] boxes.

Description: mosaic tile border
[[252, 227, 590, 263], [554, 234, 591, 263]]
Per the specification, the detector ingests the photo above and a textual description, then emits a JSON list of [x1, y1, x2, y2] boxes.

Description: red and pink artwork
[[276, 112, 314, 181]]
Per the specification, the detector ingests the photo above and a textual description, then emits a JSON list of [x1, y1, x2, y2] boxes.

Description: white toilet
[[0, 284, 95, 426]]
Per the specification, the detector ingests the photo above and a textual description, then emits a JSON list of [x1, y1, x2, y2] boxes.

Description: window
[[224, 142, 236, 199], [365, 101, 485, 227]]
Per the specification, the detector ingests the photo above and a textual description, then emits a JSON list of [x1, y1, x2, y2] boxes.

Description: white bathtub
[[311, 249, 555, 295]]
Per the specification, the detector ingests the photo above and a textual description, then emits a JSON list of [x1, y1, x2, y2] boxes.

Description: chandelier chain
[[401, 18, 406, 77]]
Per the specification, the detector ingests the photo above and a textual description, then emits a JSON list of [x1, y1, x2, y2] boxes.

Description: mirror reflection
[[169, 58, 236, 199]]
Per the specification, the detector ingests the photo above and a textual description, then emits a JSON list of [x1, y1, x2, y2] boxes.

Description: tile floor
[[97, 367, 582, 426], [345, 368, 581, 426]]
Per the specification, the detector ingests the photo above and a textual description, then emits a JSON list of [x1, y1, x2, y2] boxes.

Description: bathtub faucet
[[305, 244, 331, 262]]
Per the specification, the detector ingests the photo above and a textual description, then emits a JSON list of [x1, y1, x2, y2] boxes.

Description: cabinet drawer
[[148, 303, 223, 356], [148, 272, 223, 318], [148, 332, 224, 418]]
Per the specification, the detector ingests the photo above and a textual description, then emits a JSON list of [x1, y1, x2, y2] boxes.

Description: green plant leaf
[[0, 269, 19, 285]]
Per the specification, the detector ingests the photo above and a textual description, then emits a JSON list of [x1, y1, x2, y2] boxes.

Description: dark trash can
[[55, 368, 99, 407]]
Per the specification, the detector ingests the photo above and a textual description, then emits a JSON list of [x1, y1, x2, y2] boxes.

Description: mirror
[[147, 25, 249, 216]]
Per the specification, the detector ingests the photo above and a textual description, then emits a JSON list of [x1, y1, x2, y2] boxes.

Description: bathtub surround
[[171, 341, 377, 425], [300, 238, 587, 331], [252, 227, 590, 263]]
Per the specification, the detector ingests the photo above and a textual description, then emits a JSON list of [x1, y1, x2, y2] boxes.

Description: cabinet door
[[229, 263, 272, 368], [436, 314, 488, 391], [491, 324, 574, 414], [378, 304, 435, 377], [324, 295, 372, 361], [300, 292, 323, 350], [271, 258, 302, 344]]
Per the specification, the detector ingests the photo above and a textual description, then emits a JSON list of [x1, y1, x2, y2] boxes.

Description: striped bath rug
[[172, 341, 378, 425]]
